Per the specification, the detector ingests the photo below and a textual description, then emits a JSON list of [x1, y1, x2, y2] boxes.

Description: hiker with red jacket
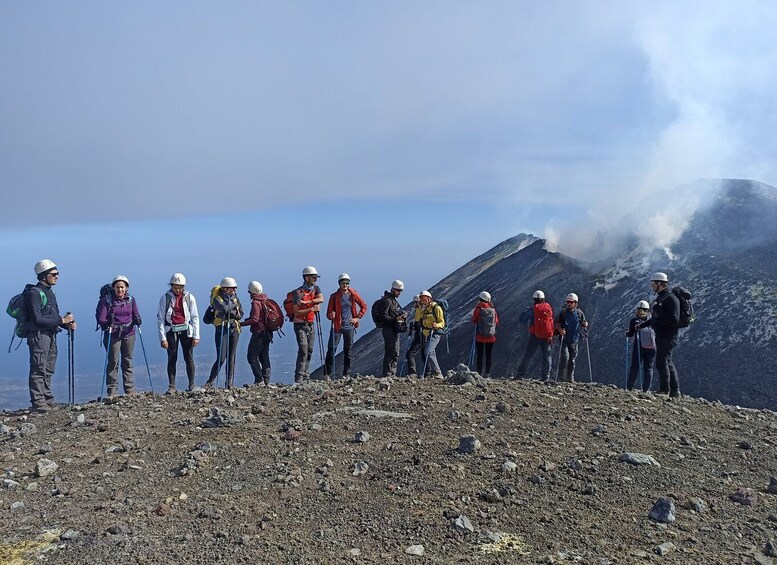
[[324, 273, 367, 379], [292, 266, 324, 383], [515, 290, 554, 381], [471, 291, 499, 378], [241, 281, 273, 387]]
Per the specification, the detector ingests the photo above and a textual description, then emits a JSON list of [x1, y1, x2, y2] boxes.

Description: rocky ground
[[1, 365, 777, 564]]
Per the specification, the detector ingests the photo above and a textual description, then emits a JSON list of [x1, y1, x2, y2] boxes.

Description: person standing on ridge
[[555, 293, 588, 382], [241, 281, 273, 387], [158, 273, 200, 393], [625, 300, 656, 391], [515, 290, 554, 381], [324, 273, 367, 379], [292, 266, 324, 383], [404, 294, 423, 377], [377, 280, 407, 377], [638, 272, 681, 397], [472, 291, 499, 378], [97, 275, 141, 397], [204, 277, 243, 390], [419, 290, 445, 378], [24, 259, 76, 412]]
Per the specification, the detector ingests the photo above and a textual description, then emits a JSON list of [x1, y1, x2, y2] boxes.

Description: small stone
[[35, 458, 59, 477], [354, 431, 371, 443], [10, 501, 24, 511], [405, 544, 425, 556], [352, 462, 369, 477], [349, 548, 361, 556], [729, 488, 757, 506], [155, 503, 172, 516], [655, 542, 675, 556], [502, 460, 517, 473], [582, 484, 596, 496], [686, 497, 706, 512], [60, 529, 80, 541], [529, 475, 545, 485], [457, 435, 481, 454], [737, 440, 753, 450], [767, 476, 777, 495], [447, 410, 461, 420], [281, 430, 302, 441], [2, 479, 20, 490], [453, 514, 474, 533], [619, 453, 660, 467], [648, 498, 676, 523]]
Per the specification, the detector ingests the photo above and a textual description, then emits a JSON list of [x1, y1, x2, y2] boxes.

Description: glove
[[133, 316, 142, 327]]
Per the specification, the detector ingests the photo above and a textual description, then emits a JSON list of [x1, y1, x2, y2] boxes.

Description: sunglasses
[[48, 272, 60, 277], [566, 300, 575, 304]]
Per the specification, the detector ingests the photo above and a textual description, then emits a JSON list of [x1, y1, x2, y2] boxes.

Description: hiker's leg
[[166, 330, 180, 388], [247, 332, 263, 383], [484, 341, 494, 375], [259, 331, 271, 383], [121, 335, 135, 393], [179, 333, 196, 388], [567, 341, 578, 381], [341, 329, 353, 376], [641, 348, 656, 392], [476, 341, 485, 374], [654, 336, 671, 393], [293, 322, 309, 382], [105, 332, 121, 396], [540, 339, 551, 380], [427, 333, 441, 375], [627, 342, 640, 390]]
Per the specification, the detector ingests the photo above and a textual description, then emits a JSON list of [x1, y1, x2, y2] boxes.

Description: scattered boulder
[[648, 498, 676, 523], [618, 453, 660, 467], [457, 436, 481, 454], [405, 544, 425, 556], [35, 458, 58, 477], [729, 488, 757, 506], [354, 431, 371, 443], [655, 542, 675, 556], [446, 364, 487, 386], [767, 476, 777, 495], [453, 514, 474, 533]]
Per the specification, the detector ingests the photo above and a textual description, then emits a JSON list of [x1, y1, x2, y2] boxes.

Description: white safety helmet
[[419, 290, 432, 299], [637, 300, 650, 310], [478, 291, 492, 302], [391, 280, 404, 291], [412, 294, 420, 302], [169, 273, 186, 286], [533, 290, 545, 300], [302, 266, 319, 277], [248, 281, 263, 294], [220, 277, 238, 288], [34, 259, 57, 276], [112, 275, 129, 287], [566, 293, 578, 303], [650, 272, 669, 283], [338, 272, 350, 282]]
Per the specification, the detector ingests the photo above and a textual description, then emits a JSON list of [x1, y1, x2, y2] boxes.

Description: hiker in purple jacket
[[97, 275, 142, 398]]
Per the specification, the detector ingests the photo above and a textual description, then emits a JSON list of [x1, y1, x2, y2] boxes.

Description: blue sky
[[2, 1, 777, 408]]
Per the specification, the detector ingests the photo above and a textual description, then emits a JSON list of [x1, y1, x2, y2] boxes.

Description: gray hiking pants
[[382, 326, 400, 377], [103, 333, 136, 395], [294, 322, 315, 382], [422, 332, 442, 376], [557, 339, 578, 382], [28, 330, 58, 408], [516, 335, 552, 380]]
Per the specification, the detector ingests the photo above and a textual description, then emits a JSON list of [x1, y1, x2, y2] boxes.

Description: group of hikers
[[11, 259, 685, 412]]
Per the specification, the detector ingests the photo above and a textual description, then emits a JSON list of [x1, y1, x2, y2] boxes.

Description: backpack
[[432, 299, 450, 335], [94, 283, 133, 330], [476, 306, 496, 338], [371, 297, 386, 328], [7, 285, 47, 344], [202, 285, 221, 325], [671, 286, 694, 329], [283, 291, 296, 322], [532, 302, 554, 339], [263, 298, 285, 333]]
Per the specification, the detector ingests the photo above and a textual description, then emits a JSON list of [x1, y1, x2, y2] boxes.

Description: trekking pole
[[216, 321, 226, 389], [330, 320, 336, 379], [67, 314, 74, 406], [101, 328, 113, 400], [223, 317, 231, 388], [399, 332, 412, 377], [636, 330, 643, 392], [421, 330, 433, 378], [315, 311, 325, 368], [136, 326, 155, 395], [624, 336, 629, 389], [585, 331, 593, 383], [467, 328, 476, 370], [555, 335, 564, 383]]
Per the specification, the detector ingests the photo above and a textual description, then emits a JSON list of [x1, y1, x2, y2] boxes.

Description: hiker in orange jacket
[[324, 273, 367, 378]]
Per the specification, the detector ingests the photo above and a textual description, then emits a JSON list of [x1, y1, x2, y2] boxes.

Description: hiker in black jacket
[[379, 280, 407, 377], [638, 272, 680, 398]]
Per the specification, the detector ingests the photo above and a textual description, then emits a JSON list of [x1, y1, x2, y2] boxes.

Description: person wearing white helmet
[[418, 290, 445, 378], [374, 280, 408, 377], [157, 273, 200, 393], [404, 294, 424, 377], [240, 281, 274, 386], [638, 272, 681, 397], [291, 266, 324, 383], [324, 273, 367, 379], [472, 291, 499, 378], [515, 290, 554, 381], [24, 259, 76, 411], [554, 292, 589, 382], [625, 300, 656, 391], [204, 277, 243, 390], [96, 275, 142, 397]]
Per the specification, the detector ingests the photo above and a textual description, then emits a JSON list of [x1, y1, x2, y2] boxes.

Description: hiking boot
[[483, 372, 490, 379], [431, 372, 444, 379], [31, 404, 51, 413], [203, 381, 215, 391], [669, 390, 681, 399], [165, 386, 176, 395], [45, 399, 57, 407]]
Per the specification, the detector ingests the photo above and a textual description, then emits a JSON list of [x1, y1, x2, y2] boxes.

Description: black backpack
[[371, 297, 386, 328], [671, 286, 694, 328]]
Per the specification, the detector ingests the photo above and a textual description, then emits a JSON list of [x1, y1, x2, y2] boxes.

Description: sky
[[2, 1, 777, 408]]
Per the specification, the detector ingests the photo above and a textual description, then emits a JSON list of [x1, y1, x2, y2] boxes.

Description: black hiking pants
[[654, 335, 679, 394], [405, 331, 422, 376], [325, 327, 354, 377], [627, 343, 656, 392], [165, 329, 196, 389], [382, 326, 400, 377], [208, 325, 239, 387], [476, 341, 494, 376], [247, 330, 271, 384]]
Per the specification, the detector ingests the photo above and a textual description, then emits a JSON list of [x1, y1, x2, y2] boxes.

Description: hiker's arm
[[353, 292, 367, 320], [242, 301, 261, 326], [326, 294, 336, 320], [472, 307, 479, 324], [132, 300, 142, 326], [157, 294, 168, 343], [432, 305, 445, 329], [189, 295, 201, 342]]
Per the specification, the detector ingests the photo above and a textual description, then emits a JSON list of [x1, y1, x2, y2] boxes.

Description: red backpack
[[532, 302, 554, 339], [283, 291, 296, 322], [264, 298, 285, 333]]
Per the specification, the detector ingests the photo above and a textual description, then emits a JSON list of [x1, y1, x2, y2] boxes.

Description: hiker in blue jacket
[[555, 293, 588, 382]]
